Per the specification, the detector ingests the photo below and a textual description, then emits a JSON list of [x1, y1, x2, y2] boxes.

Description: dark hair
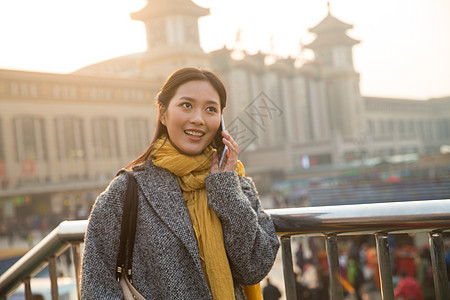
[[126, 67, 227, 168]]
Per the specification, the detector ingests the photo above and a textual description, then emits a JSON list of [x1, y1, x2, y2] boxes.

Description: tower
[[305, 4, 364, 139], [130, 0, 211, 79]]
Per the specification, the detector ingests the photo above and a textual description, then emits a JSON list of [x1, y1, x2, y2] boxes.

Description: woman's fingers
[[211, 131, 240, 173], [221, 131, 239, 171], [222, 131, 239, 154]]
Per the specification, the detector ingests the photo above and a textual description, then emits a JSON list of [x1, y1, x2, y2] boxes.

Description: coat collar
[[132, 162, 204, 276]]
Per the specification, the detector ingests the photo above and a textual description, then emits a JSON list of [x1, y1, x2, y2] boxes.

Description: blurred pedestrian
[[296, 242, 304, 272], [365, 246, 380, 289], [347, 246, 364, 299], [394, 271, 424, 300], [263, 278, 282, 300], [301, 259, 320, 300], [395, 244, 417, 277], [416, 247, 434, 300]]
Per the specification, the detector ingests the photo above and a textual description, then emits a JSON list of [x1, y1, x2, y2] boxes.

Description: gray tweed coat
[[81, 161, 280, 299]]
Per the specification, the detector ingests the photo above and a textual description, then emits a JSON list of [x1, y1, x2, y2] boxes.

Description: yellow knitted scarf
[[151, 137, 262, 300]]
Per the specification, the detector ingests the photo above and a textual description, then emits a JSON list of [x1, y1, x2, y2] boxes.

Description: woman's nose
[[190, 110, 205, 125]]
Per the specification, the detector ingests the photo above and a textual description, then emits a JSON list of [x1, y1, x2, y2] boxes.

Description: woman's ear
[[160, 111, 167, 126]]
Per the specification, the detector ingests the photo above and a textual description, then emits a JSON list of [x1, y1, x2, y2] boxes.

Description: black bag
[[115, 170, 145, 300]]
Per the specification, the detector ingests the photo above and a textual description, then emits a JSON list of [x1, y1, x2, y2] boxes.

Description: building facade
[[1, 0, 449, 221], [0, 70, 160, 222]]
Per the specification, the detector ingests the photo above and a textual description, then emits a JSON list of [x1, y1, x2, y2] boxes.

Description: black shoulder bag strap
[[115, 169, 138, 282]]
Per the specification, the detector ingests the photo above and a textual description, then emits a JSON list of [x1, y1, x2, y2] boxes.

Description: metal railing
[[267, 199, 450, 300], [0, 220, 87, 300], [1, 199, 450, 299]]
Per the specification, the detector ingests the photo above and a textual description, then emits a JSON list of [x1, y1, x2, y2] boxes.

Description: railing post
[[429, 232, 450, 300], [71, 243, 82, 300], [326, 234, 343, 300], [280, 236, 297, 300], [23, 277, 32, 300], [375, 233, 394, 300], [48, 255, 59, 300]]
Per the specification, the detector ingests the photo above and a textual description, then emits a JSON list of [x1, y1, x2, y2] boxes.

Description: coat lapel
[[133, 163, 204, 276]]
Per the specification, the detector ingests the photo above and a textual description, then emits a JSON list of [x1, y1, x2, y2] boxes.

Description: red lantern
[[22, 160, 36, 175]]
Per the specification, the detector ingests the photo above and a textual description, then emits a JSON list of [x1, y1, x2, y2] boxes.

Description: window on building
[[29, 83, 38, 97], [425, 121, 434, 141], [148, 19, 167, 47], [388, 120, 394, 135], [125, 118, 151, 156], [0, 120, 3, 158], [379, 120, 387, 135], [439, 120, 446, 139], [0, 120, 5, 178], [332, 46, 350, 68], [367, 120, 375, 135], [407, 120, 415, 135], [92, 117, 120, 159], [166, 15, 184, 45], [416, 120, 425, 139], [20, 83, 27, 97], [13, 116, 48, 173], [318, 50, 332, 66], [445, 119, 450, 139], [55, 117, 85, 161], [122, 88, 145, 102], [398, 120, 405, 136]]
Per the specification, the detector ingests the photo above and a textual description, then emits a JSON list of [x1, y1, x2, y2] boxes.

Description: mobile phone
[[218, 115, 228, 168]]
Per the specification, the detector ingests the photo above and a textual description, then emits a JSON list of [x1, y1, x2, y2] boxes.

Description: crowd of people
[[262, 235, 450, 300]]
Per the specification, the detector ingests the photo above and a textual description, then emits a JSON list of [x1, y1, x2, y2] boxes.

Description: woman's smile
[[185, 129, 205, 138]]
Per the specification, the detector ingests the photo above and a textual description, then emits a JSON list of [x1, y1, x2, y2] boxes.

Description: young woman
[[81, 67, 280, 299]]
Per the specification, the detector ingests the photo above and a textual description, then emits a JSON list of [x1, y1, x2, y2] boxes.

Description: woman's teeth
[[185, 130, 204, 137]]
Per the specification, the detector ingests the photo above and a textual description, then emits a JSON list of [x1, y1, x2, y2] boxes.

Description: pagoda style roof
[[309, 12, 353, 34], [306, 32, 359, 49], [131, 0, 209, 20], [305, 9, 360, 50]]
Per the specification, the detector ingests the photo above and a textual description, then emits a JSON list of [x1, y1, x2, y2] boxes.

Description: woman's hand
[[211, 131, 239, 174]]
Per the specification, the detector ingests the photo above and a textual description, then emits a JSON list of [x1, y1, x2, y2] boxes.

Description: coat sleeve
[[80, 173, 128, 300], [205, 171, 280, 285]]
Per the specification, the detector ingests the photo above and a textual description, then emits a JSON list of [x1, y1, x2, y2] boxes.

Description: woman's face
[[161, 80, 221, 155]]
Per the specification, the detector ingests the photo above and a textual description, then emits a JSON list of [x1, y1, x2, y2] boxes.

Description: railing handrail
[[2, 199, 450, 298], [0, 220, 88, 297], [267, 198, 450, 236]]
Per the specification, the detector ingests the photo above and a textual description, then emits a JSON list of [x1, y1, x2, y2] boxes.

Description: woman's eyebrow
[[178, 96, 194, 101], [205, 100, 220, 106], [178, 96, 219, 106]]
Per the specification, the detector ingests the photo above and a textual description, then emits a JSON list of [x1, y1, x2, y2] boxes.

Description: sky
[[0, 0, 449, 100]]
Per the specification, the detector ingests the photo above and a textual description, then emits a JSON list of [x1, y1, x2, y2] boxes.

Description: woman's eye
[[181, 103, 192, 108], [206, 107, 217, 113]]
